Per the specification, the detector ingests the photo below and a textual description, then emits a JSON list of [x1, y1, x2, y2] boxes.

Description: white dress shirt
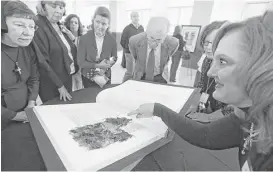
[[58, 32, 75, 74], [95, 35, 104, 61]]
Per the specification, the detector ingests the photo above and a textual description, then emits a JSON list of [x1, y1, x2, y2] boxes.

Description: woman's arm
[[154, 103, 242, 150], [110, 39, 118, 67], [26, 48, 40, 102], [33, 29, 63, 88], [77, 35, 98, 68], [1, 106, 17, 130]]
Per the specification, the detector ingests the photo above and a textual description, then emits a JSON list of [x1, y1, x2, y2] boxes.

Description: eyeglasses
[[203, 41, 212, 47], [147, 37, 162, 44], [13, 23, 39, 32], [203, 41, 213, 53]]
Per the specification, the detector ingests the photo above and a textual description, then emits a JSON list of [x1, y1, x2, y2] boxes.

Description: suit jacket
[[127, 32, 179, 81], [77, 30, 117, 79], [34, 15, 78, 102]]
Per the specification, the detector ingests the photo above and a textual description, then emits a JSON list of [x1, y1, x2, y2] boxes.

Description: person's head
[[208, 11, 273, 153], [36, 1, 66, 23], [1, 0, 37, 47], [173, 25, 182, 36], [146, 17, 170, 49], [131, 11, 139, 25], [200, 21, 228, 59], [64, 14, 83, 36], [92, 6, 111, 37]]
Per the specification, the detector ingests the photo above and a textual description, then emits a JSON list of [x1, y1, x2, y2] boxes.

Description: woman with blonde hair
[[129, 11, 273, 171]]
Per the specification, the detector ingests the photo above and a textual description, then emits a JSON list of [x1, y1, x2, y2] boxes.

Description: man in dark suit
[[120, 11, 144, 69], [123, 17, 179, 83]]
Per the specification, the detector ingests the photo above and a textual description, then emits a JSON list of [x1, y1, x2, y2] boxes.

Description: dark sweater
[[154, 103, 273, 171], [120, 24, 144, 53]]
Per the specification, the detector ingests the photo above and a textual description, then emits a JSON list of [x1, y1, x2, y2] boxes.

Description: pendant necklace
[[241, 122, 259, 155], [199, 78, 215, 110], [2, 48, 22, 82]]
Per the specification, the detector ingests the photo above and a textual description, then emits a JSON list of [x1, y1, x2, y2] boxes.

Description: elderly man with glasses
[[123, 17, 179, 83]]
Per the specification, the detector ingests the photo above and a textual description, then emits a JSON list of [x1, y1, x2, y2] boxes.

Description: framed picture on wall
[[181, 25, 201, 53]]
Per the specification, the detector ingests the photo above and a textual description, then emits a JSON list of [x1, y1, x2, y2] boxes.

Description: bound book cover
[[32, 80, 194, 171]]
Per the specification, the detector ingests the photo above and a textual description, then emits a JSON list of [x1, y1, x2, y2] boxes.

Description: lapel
[[40, 16, 69, 56], [99, 33, 110, 61], [89, 31, 98, 61], [136, 34, 148, 71], [160, 39, 169, 70]]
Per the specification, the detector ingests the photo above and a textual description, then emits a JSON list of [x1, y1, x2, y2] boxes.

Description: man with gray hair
[[120, 11, 144, 69], [123, 17, 179, 83]]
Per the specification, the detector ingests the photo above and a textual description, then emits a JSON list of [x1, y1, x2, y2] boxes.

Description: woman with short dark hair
[[1, 1, 46, 170], [195, 21, 228, 113]]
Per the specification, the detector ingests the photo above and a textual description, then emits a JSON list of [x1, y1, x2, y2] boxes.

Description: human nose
[[97, 23, 103, 29], [54, 6, 63, 14], [22, 27, 34, 36], [207, 60, 217, 78]]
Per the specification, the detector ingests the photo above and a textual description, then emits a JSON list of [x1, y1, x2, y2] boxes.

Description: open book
[[33, 80, 194, 171]]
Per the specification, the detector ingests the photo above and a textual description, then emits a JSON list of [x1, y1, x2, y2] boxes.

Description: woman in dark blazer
[[77, 7, 117, 88], [34, 1, 78, 102]]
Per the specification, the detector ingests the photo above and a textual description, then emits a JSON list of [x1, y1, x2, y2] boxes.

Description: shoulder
[[126, 24, 132, 30], [164, 35, 179, 48], [108, 32, 116, 41], [129, 32, 145, 45], [80, 30, 94, 42]]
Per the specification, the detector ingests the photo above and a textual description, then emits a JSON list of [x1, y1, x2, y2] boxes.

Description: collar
[[148, 43, 161, 51], [238, 107, 250, 114], [131, 23, 139, 29]]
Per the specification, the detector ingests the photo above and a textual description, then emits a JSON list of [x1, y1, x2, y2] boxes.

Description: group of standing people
[[1, 0, 117, 170]]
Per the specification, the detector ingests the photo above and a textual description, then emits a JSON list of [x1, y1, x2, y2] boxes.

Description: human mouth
[[215, 80, 224, 88], [19, 38, 32, 41]]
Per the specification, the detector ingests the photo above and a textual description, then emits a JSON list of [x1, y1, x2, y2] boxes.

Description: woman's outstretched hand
[[127, 103, 155, 118]]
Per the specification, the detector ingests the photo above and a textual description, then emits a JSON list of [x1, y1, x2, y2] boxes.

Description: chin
[[212, 89, 227, 104], [17, 40, 32, 47]]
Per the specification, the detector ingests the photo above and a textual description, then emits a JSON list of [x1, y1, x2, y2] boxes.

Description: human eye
[[219, 58, 228, 65], [13, 23, 25, 28]]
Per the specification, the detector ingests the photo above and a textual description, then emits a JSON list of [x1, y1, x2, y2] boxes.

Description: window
[[125, 0, 152, 10], [167, 7, 193, 34], [168, 0, 194, 7], [125, 9, 151, 29], [242, 2, 270, 19], [75, 3, 110, 26]]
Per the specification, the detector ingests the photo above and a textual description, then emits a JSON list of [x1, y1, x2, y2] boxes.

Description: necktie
[[145, 48, 155, 81]]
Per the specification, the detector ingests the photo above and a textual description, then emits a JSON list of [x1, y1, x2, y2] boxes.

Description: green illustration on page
[[69, 117, 133, 150]]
